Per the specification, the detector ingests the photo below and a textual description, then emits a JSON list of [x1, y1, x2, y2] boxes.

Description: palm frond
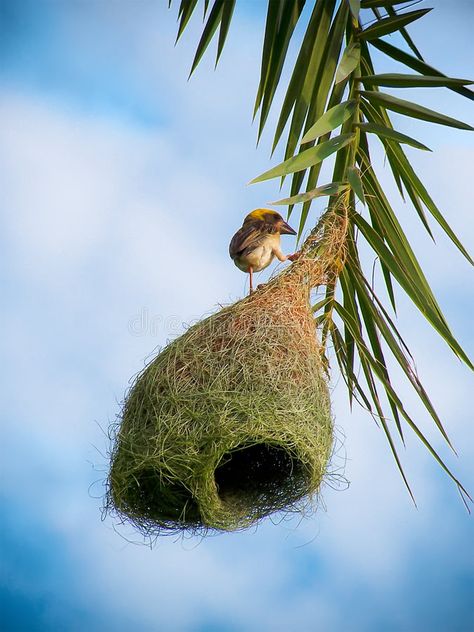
[[171, 0, 473, 504]]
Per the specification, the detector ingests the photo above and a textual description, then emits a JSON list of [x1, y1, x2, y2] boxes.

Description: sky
[[0, 1, 473, 630]]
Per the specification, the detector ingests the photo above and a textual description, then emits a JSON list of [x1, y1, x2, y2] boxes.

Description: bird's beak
[[280, 220, 297, 235]]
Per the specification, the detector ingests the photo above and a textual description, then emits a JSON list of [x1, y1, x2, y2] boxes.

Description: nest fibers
[[107, 211, 347, 535]]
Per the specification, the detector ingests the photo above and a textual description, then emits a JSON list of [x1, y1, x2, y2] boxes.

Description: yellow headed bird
[[229, 209, 298, 293]]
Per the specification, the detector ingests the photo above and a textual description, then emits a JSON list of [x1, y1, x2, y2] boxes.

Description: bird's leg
[[273, 246, 288, 262], [249, 266, 253, 294]]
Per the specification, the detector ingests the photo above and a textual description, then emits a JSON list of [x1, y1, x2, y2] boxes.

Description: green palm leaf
[[176, 0, 199, 42], [250, 134, 354, 183], [361, 0, 415, 7], [301, 100, 356, 143], [359, 90, 474, 130], [360, 8, 431, 40], [188, 0, 224, 76], [347, 166, 366, 205], [355, 121, 431, 151], [335, 42, 360, 84], [360, 73, 473, 88], [270, 182, 348, 206], [254, 0, 306, 140], [371, 38, 474, 100], [384, 4, 424, 60]]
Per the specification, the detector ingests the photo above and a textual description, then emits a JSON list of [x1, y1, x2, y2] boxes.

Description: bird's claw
[[287, 251, 301, 262]]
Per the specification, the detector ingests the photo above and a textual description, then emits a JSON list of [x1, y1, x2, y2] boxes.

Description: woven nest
[[107, 212, 347, 535]]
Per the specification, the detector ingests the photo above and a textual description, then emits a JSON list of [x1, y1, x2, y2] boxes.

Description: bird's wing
[[229, 222, 268, 259]]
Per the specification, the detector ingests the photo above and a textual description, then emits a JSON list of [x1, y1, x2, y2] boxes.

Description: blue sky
[[1, 1, 473, 630]]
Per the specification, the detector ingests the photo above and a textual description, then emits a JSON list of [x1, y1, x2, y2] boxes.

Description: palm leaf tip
[[269, 182, 348, 206], [250, 134, 354, 184], [360, 8, 432, 41]]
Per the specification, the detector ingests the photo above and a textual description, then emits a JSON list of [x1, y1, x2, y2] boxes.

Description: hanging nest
[[106, 210, 347, 535]]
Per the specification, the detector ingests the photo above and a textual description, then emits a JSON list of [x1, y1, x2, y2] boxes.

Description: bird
[[229, 208, 298, 293]]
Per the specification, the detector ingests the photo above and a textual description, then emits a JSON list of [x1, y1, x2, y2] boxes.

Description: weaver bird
[[229, 208, 298, 293]]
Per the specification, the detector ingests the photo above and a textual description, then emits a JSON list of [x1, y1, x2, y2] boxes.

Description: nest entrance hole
[[215, 443, 306, 509], [127, 468, 201, 523]]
